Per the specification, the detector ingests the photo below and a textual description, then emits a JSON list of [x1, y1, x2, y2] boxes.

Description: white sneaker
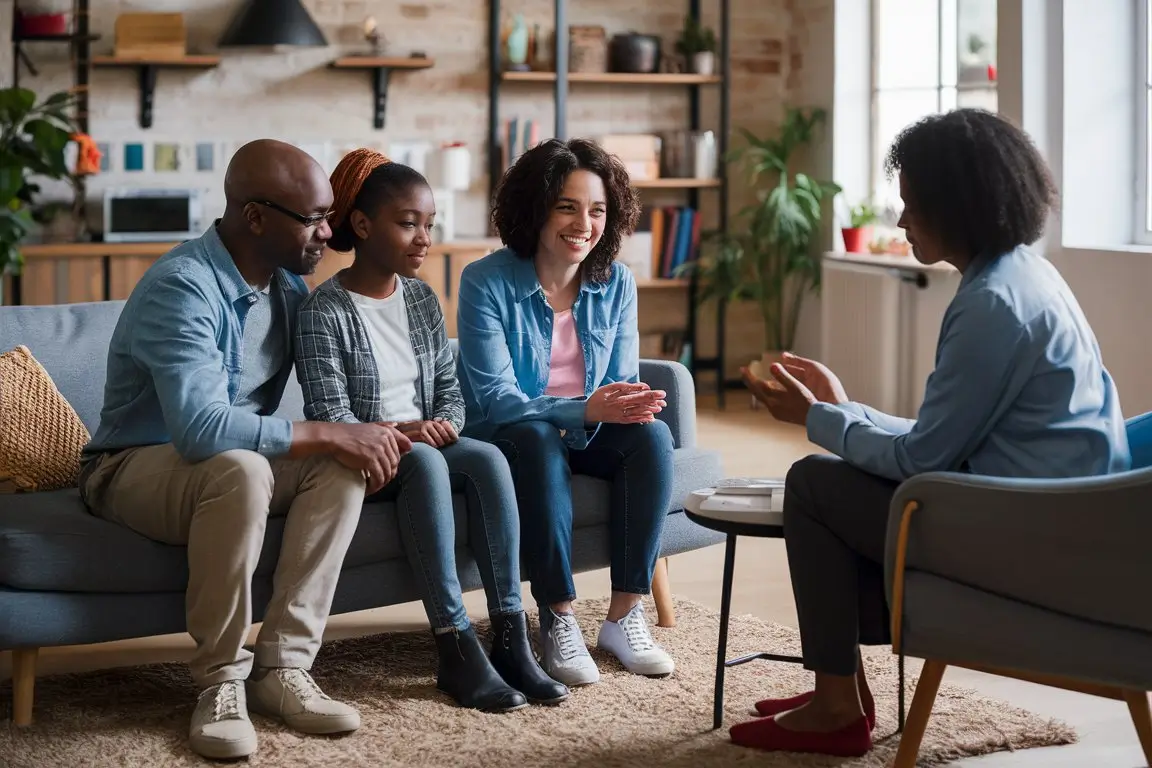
[[596, 602, 675, 677], [247, 667, 360, 735], [189, 680, 257, 759], [539, 608, 600, 686]]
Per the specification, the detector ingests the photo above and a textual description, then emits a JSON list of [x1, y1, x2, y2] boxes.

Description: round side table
[[684, 486, 803, 730]]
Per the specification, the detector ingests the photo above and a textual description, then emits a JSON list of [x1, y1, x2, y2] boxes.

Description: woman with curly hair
[[455, 138, 675, 687], [732, 108, 1130, 757], [294, 148, 569, 714]]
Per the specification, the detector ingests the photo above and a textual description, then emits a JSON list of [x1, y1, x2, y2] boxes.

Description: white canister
[[438, 143, 471, 192], [692, 131, 717, 179]]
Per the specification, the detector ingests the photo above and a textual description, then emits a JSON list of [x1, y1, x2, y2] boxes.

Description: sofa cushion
[[0, 345, 92, 492], [0, 446, 722, 593], [0, 301, 126, 433]]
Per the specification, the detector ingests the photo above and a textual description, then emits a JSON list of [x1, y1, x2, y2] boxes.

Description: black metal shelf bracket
[[139, 64, 158, 129], [372, 67, 391, 129]]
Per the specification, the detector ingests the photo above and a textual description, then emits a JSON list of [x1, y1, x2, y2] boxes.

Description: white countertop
[[823, 251, 958, 274]]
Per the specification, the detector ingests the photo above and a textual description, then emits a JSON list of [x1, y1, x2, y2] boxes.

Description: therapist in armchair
[[731, 107, 1132, 758]]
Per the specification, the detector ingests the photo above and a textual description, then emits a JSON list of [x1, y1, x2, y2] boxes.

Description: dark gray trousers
[[783, 453, 900, 676]]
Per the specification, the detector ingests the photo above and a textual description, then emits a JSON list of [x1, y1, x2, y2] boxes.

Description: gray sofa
[[0, 299, 725, 723]]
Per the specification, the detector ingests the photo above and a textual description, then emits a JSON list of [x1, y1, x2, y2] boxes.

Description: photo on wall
[[154, 143, 181, 172], [124, 142, 145, 172], [96, 142, 111, 172], [195, 142, 215, 172]]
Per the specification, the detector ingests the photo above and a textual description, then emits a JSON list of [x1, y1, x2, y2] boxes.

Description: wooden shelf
[[93, 54, 221, 67], [330, 56, 434, 70], [328, 56, 435, 130], [503, 71, 721, 85], [636, 278, 690, 289], [633, 178, 721, 189], [93, 56, 221, 129]]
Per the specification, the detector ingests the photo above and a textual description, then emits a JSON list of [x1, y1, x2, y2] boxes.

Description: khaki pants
[[82, 444, 365, 688]]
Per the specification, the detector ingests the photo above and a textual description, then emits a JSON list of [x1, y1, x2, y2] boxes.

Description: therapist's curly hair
[[491, 137, 641, 283], [884, 108, 1059, 261]]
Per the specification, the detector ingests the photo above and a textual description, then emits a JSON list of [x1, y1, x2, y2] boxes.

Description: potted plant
[[674, 15, 717, 76], [677, 107, 840, 369], [0, 86, 79, 305], [841, 200, 878, 253]]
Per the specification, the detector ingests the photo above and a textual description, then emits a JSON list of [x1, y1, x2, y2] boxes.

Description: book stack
[[622, 205, 701, 281]]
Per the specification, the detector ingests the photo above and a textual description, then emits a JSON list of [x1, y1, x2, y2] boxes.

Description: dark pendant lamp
[[219, 0, 328, 47]]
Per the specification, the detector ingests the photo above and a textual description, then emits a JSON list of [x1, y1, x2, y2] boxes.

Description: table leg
[[713, 533, 737, 730]]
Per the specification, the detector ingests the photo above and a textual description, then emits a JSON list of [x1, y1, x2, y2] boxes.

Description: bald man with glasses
[[80, 139, 412, 760]]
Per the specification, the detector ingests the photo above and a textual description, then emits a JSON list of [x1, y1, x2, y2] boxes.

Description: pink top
[[545, 309, 586, 398]]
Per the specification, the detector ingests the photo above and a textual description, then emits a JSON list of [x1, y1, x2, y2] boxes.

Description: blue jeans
[[372, 438, 522, 631], [492, 419, 674, 606]]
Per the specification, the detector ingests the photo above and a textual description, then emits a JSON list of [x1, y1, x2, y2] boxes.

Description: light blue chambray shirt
[[84, 224, 307, 463], [454, 246, 640, 449], [807, 246, 1131, 481]]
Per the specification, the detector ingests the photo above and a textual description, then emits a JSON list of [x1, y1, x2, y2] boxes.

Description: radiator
[[820, 256, 960, 419]]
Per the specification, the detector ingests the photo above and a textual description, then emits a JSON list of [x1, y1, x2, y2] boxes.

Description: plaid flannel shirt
[[294, 273, 466, 432]]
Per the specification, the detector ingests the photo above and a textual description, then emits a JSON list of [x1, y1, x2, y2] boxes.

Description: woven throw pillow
[[0, 345, 91, 493]]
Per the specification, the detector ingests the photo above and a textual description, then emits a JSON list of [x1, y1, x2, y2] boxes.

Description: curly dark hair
[[883, 108, 1059, 260], [490, 137, 642, 282]]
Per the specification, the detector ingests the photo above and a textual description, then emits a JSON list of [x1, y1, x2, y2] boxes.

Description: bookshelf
[[486, 0, 732, 406]]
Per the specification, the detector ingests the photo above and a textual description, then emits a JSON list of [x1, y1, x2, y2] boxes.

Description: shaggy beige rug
[[1, 596, 1074, 767]]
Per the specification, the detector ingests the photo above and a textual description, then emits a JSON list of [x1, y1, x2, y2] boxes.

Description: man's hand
[[776, 352, 849, 405], [397, 419, 459, 448], [741, 363, 817, 426], [328, 422, 412, 494], [585, 382, 666, 425]]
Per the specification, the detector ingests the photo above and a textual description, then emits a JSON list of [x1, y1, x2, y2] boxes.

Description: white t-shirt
[[347, 282, 422, 423]]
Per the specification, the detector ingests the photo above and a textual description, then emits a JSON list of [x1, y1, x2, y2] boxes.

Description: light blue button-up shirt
[[454, 246, 640, 449], [84, 224, 307, 463], [807, 246, 1131, 481]]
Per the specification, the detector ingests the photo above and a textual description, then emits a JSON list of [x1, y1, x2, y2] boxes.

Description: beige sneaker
[[189, 680, 257, 759], [247, 667, 360, 735]]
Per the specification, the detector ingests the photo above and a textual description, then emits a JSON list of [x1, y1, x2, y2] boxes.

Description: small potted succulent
[[675, 15, 717, 76], [841, 200, 879, 253]]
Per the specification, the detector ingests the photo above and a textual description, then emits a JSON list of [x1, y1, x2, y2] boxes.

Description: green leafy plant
[[847, 201, 879, 228], [675, 15, 717, 56], [677, 107, 840, 352], [0, 86, 78, 282]]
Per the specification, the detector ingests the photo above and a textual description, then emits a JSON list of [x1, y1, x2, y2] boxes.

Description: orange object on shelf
[[72, 133, 102, 176]]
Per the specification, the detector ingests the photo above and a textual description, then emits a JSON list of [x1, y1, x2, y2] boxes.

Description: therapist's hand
[[777, 352, 849, 405], [742, 363, 817, 426]]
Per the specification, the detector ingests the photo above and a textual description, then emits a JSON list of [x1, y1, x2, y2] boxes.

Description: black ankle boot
[[489, 611, 570, 705], [433, 627, 528, 713]]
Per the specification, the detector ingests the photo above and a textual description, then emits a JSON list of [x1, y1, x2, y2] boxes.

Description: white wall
[[999, 0, 1152, 416]]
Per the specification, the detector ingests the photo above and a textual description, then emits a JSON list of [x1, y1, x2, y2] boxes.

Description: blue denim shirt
[[84, 224, 307, 463], [807, 246, 1131, 481], [455, 247, 639, 449]]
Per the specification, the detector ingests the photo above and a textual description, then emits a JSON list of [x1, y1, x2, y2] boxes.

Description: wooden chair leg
[[1123, 690, 1152, 767], [892, 659, 947, 768], [652, 556, 675, 628], [12, 647, 38, 727]]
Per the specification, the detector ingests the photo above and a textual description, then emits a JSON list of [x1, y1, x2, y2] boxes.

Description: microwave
[[103, 187, 204, 243]]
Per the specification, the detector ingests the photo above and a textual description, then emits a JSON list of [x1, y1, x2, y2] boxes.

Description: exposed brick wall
[[0, 0, 831, 240]]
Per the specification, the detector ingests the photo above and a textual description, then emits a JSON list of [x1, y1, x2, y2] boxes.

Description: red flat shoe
[[729, 714, 872, 757], [753, 691, 876, 730]]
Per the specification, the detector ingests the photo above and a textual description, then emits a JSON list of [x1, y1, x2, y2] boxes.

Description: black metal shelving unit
[[9, 0, 99, 306], [487, 0, 733, 408]]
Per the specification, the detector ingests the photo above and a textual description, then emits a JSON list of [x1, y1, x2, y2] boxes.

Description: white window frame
[[869, 0, 998, 220], [1135, 0, 1152, 245]]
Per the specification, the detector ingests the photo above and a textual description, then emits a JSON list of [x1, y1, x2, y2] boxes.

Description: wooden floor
[[2, 393, 1145, 765]]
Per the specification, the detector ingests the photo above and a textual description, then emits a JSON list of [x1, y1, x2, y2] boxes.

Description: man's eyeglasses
[[250, 199, 334, 228]]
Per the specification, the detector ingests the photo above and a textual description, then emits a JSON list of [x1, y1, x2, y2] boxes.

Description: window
[[1137, 0, 1152, 244], [869, 0, 998, 229]]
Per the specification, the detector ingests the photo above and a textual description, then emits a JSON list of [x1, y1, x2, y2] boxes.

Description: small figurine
[[364, 16, 385, 53]]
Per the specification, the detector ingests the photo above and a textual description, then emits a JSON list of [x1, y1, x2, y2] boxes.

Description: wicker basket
[[569, 25, 607, 73]]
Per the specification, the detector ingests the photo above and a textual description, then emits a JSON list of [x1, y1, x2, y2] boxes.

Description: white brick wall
[[1, 0, 830, 237]]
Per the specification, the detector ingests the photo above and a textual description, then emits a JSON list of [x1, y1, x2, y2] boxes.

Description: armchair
[[885, 415, 1152, 767]]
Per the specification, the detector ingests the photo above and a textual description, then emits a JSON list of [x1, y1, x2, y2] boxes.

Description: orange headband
[[329, 147, 391, 230]]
